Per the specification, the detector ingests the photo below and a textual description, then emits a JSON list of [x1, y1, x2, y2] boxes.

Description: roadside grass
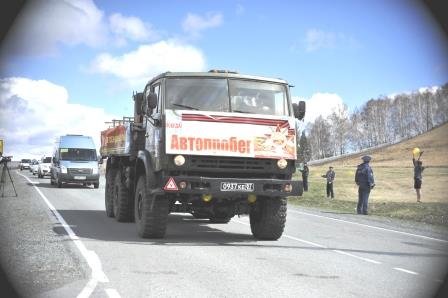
[[290, 165, 448, 226]]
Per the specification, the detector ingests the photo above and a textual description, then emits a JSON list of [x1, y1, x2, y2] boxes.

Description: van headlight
[[61, 165, 67, 174], [92, 167, 98, 175], [277, 158, 288, 169], [174, 155, 185, 166]]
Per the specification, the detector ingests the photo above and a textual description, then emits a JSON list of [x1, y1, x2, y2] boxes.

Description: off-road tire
[[134, 175, 169, 238], [249, 197, 287, 240], [113, 172, 132, 222], [105, 168, 117, 217]]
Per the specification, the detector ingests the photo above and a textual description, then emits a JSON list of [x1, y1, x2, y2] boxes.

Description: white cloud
[[418, 86, 440, 94], [0, 78, 117, 160], [304, 29, 359, 52], [89, 40, 207, 87], [182, 12, 223, 36], [389, 85, 441, 99], [292, 93, 345, 124], [236, 4, 245, 15], [109, 13, 159, 44], [2, 0, 107, 56]]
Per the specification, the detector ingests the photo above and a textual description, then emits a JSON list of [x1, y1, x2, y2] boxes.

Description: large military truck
[[100, 70, 305, 239]]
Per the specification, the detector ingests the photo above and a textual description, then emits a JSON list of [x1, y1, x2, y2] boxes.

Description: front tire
[[105, 168, 117, 217], [113, 172, 132, 222], [134, 175, 169, 238], [249, 197, 287, 240]]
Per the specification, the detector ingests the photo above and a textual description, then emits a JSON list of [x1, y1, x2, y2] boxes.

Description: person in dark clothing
[[355, 155, 375, 215], [413, 151, 424, 202], [322, 166, 335, 199], [300, 162, 309, 192]]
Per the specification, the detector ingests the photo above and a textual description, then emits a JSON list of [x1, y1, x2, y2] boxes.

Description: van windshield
[[42, 157, 52, 163], [59, 148, 97, 161], [21, 159, 31, 163]]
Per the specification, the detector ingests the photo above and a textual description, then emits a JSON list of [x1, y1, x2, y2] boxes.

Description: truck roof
[[146, 71, 289, 86], [58, 135, 96, 149]]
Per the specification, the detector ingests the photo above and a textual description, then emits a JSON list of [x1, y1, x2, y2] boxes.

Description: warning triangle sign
[[164, 177, 178, 191]]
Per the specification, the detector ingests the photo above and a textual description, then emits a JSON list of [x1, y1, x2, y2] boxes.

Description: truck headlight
[[61, 165, 67, 174], [92, 167, 98, 175], [174, 155, 185, 166], [277, 158, 288, 169]]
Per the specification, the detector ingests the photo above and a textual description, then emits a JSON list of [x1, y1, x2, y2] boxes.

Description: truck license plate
[[220, 182, 254, 192], [74, 176, 86, 180]]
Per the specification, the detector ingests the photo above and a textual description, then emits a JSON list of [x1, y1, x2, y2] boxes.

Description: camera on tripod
[[0, 156, 12, 163]]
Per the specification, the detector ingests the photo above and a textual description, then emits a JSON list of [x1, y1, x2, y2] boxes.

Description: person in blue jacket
[[355, 155, 375, 215]]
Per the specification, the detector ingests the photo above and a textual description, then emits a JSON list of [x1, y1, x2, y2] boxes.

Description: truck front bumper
[[157, 176, 303, 197]]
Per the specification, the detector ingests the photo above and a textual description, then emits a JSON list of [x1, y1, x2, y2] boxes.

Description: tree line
[[298, 82, 448, 162]]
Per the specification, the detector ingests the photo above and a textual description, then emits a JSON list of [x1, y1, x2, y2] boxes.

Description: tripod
[[1, 160, 17, 197]]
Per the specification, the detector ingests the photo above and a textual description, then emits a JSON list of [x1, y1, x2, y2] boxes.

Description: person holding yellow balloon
[[412, 147, 425, 203]]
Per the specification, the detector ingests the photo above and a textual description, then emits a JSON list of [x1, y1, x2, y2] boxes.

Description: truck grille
[[68, 168, 92, 175], [190, 156, 273, 171]]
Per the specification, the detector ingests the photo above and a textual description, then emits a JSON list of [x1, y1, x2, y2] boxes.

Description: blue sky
[[1, 0, 447, 159]]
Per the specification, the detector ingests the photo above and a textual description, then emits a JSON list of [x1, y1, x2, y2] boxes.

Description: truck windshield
[[165, 78, 289, 116], [59, 148, 97, 161]]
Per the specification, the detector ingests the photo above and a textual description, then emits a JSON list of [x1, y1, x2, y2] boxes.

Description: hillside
[[294, 123, 448, 206], [317, 122, 448, 168]]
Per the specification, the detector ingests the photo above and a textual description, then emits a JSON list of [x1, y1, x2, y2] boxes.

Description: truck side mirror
[[134, 92, 144, 122], [293, 101, 306, 120], [146, 92, 158, 112]]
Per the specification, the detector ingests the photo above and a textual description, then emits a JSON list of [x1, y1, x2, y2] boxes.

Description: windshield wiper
[[171, 103, 199, 110]]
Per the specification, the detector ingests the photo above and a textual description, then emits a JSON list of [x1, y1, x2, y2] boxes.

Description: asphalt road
[[1, 168, 448, 298]]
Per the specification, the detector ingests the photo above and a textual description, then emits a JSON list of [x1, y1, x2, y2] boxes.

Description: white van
[[50, 135, 100, 188]]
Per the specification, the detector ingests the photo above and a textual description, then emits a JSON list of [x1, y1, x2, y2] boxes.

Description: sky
[[0, 0, 447, 160]]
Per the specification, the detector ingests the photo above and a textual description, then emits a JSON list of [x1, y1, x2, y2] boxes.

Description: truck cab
[[101, 70, 305, 239]]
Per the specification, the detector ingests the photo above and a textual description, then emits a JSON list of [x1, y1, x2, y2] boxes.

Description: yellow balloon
[[412, 147, 420, 157]]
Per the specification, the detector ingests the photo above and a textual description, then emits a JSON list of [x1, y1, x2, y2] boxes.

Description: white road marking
[[105, 288, 122, 298], [393, 267, 419, 275], [77, 279, 98, 298], [288, 209, 448, 243], [332, 249, 381, 264], [17, 172, 120, 298], [233, 219, 382, 265]]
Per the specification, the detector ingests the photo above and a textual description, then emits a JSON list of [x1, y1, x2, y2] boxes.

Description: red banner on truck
[[100, 125, 129, 156]]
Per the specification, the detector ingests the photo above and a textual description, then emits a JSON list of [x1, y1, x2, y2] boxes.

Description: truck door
[[145, 83, 162, 171]]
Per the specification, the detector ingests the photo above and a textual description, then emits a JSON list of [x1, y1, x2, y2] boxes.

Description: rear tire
[[249, 197, 287, 240], [134, 175, 169, 238], [113, 171, 132, 222], [105, 168, 117, 217], [93, 182, 99, 189]]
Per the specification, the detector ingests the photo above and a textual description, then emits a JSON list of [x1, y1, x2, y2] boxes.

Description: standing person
[[322, 166, 335, 199], [413, 151, 425, 202], [300, 162, 309, 192], [355, 155, 375, 215]]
